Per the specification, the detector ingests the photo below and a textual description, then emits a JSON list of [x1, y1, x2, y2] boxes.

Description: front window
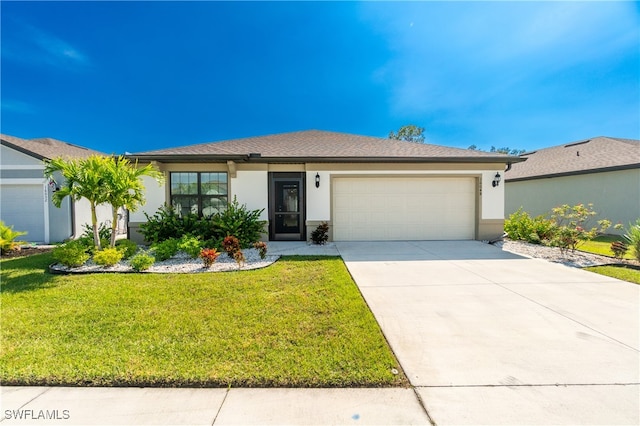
[[170, 172, 228, 217]]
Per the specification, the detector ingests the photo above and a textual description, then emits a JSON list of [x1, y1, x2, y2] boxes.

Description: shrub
[[253, 241, 268, 259], [53, 240, 90, 267], [623, 219, 640, 261], [233, 250, 246, 268], [222, 235, 241, 258], [0, 220, 27, 254], [81, 222, 112, 241], [610, 241, 628, 259], [210, 197, 266, 248], [140, 204, 203, 244], [504, 208, 555, 244], [199, 248, 220, 267], [130, 251, 155, 272], [93, 247, 124, 266], [549, 204, 611, 253], [152, 238, 179, 261], [178, 235, 202, 258], [310, 222, 329, 245], [115, 239, 138, 259]]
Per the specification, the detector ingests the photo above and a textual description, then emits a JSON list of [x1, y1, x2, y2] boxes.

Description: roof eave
[[505, 163, 640, 182], [126, 154, 524, 164]]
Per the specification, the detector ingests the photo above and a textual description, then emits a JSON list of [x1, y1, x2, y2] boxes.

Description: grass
[[577, 235, 635, 259], [584, 265, 640, 285], [0, 253, 406, 388]]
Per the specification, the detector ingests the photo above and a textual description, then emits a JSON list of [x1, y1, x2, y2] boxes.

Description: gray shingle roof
[[131, 130, 516, 163], [1, 134, 105, 160], [505, 136, 640, 181]]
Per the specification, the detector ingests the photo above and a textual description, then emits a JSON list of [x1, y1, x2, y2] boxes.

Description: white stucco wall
[[505, 168, 640, 235], [129, 174, 166, 222], [230, 171, 269, 220], [306, 171, 331, 221]]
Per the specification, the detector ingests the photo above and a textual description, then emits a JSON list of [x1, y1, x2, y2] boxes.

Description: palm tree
[[44, 155, 111, 249], [103, 157, 163, 247]]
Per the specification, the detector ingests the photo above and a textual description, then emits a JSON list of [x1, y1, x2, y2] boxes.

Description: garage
[[0, 184, 45, 242], [332, 176, 476, 241]]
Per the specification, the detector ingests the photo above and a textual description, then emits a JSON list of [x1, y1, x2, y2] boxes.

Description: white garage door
[[0, 184, 45, 242], [332, 177, 476, 241]]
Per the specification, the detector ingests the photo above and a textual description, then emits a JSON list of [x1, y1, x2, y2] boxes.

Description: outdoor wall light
[[492, 172, 501, 188], [315, 173, 321, 188], [49, 178, 60, 192]]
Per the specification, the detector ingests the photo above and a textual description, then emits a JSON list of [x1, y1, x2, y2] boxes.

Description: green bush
[[93, 247, 124, 266], [140, 204, 204, 244], [130, 251, 155, 272], [210, 197, 266, 248], [152, 238, 179, 261], [623, 219, 640, 261], [53, 240, 90, 267], [504, 208, 555, 244], [115, 239, 138, 259], [178, 235, 202, 258], [0, 220, 27, 254]]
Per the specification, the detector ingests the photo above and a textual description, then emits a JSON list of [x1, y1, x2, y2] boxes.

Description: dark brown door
[[269, 173, 305, 241]]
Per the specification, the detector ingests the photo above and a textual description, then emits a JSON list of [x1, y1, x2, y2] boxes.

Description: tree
[[103, 157, 164, 247], [45, 155, 111, 249], [467, 145, 525, 155], [490, 146, 526, 156], [388, 125, 425, 143], [44, 155, 163, 249]]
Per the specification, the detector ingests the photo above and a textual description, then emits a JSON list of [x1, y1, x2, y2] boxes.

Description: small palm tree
[[103, 157, 163, 247], [44, 155, 111, 249]]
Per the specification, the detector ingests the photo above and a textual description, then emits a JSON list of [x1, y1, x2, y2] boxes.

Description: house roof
[[505, 136, 640, 182], [0, 134, 105, 160], [130, 130, 520, 164]]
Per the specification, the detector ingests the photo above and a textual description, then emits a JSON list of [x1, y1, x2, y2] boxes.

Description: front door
[[269, 173, 305, 241]]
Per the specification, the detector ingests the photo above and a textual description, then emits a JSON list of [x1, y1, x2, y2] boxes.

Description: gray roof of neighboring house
[[505, 136, 640, 182], [0, 134, 105, 160], [130, 130, 519, 164]]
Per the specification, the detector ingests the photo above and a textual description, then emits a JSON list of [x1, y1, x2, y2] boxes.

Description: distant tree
[[467, 145, 525, 155], [388, 125, 425, 143], [490, 146, 526, 156]]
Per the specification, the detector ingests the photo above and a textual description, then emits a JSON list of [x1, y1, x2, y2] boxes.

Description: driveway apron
[[336, 241, 640, 425]]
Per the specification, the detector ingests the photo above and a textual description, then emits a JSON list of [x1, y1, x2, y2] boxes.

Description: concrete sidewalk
[[1, 386, 430, 425]]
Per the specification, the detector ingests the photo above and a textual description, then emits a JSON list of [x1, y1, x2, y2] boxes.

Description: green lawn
[[577, 235, 635, 259], [584, 265, 640, 285], [1, 253, 406, 387]]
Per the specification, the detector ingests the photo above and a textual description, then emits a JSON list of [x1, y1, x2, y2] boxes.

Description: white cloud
[[1, 100, 35, 114], [2, 20, 89, 71]]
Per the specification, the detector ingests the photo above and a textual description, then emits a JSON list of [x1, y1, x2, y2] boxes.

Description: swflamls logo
[[4, 409, 70, 420]]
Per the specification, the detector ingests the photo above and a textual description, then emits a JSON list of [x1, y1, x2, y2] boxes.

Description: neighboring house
[[0, 134, 120, 243], [127, 130, 522, 243], [505, 136, 640, 235]]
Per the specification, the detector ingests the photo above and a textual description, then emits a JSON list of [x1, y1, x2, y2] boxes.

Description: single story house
[[505, 136, 640, 234], [0, 134, 120, 243], [127, 130, 522, 243]]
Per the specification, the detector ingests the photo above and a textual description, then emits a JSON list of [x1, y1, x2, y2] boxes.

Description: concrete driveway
[[336, 241, 640, 425]]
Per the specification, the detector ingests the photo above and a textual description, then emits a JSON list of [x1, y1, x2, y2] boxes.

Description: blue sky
[[2, 1, 638, 155]]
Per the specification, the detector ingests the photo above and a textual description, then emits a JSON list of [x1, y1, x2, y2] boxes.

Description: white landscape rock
[[51, 248, 280, 274]]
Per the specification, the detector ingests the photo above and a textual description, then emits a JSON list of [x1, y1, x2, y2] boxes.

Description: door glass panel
[[275, 214, 299, 233], [276, 183, 299, 213]]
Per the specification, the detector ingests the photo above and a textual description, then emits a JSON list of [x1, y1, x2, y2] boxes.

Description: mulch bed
[[1, 247, 53, 259]]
